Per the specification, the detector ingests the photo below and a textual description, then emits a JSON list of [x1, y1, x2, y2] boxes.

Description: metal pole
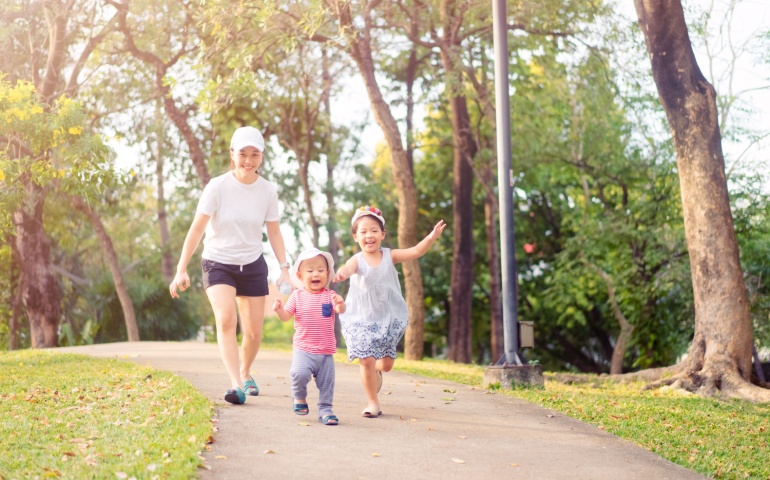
[[492, 0, 524, 365]]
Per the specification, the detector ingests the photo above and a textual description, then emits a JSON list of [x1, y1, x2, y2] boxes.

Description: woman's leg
[[359, 356, 379, 409], [235, 295, 266, 383], [206, 284, 241, 389]]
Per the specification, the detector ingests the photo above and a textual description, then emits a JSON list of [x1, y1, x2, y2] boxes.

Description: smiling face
[[296, 255, 330, 293], [352, 215, 386, 254], [230, 146, 263, 177]]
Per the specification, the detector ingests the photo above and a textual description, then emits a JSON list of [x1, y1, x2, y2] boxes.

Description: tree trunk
[[13, 181, 60, 348], [635, 0, 767, 400], [7, 236, 23, 350], [332, 0, 425, 360], [71, 196, 140, 342], [438, 1, 476, 363], [154, 122, 174, 283], [485, 172, 504, 362]]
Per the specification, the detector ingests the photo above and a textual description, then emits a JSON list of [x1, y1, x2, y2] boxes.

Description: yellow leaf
[[0, 170, 6, 181], [298, 422, 311, 426], [187, 435, 197, 443], [264, 450, 275, 454], [68, 126, 82, 135], [372, 453, 380, 457], [510, 463, 520, 467], [451, 458, 465, 464], [215, 455, 227, 459]]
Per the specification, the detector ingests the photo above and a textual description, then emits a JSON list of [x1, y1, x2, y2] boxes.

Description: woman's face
[[230, 146, 263, 175]]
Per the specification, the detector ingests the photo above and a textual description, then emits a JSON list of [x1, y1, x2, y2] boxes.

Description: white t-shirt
[[197, 172, 281, 265]]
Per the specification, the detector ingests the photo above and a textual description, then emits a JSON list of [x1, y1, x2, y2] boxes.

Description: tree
[[635, 0, 769, 400]]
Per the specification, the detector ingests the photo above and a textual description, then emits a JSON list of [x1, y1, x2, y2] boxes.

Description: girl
[[333, 206, 445, 417]]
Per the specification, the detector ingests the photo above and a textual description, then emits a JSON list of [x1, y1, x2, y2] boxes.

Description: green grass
[[393, 359, 770, 480], [0, 350, 213, 479]]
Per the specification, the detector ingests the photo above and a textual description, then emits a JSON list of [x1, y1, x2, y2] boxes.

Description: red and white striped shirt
[[284, 288, 337, 355]]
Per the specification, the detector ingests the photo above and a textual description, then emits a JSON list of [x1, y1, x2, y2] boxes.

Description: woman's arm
[[391, 220, 446, 264], [265, 220, 291, 285], [169, 212, 210, 298]]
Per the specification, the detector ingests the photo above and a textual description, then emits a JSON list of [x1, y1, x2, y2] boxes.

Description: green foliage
[[0, 350, 213, 478]]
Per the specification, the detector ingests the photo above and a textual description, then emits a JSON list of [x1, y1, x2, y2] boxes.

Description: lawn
[[0, 350, 213, 479]]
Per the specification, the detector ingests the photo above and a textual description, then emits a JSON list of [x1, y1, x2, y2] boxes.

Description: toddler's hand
[[331, 292, 345, 313], [272, 298, 283, 312], [429, 220, 447, 240]]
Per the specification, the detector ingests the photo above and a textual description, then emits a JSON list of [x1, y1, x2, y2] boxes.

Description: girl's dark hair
[[351, 215, 385, 234]]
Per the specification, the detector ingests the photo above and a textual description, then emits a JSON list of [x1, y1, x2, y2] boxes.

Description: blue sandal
[[224, 387, 246, 405], [293, 403, 309, 415], [243, 376, 259, 396], [319, 415, 339, 425]]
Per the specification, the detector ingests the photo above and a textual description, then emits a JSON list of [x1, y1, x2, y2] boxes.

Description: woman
[[169, 126, 291, 404]]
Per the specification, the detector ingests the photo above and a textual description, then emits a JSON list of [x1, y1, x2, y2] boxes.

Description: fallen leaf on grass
[[451, 458, 465, 464]]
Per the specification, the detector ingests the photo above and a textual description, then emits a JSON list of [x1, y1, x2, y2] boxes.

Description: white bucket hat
[[230, 126, 265, 152], [290, 248, 336, 289]]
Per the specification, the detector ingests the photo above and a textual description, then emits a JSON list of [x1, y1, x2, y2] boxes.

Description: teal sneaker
[[224, 387, 246, 405], [243, 376, 260, 396]]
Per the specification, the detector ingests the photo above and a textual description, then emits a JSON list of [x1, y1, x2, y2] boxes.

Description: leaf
[[215, 455, 227, 459], [510, 463, 520, 467], [372, 453, 380, 457], [451, 458, 465, 464], [298, 422, 311, 426], [264, 450, 275, 454]]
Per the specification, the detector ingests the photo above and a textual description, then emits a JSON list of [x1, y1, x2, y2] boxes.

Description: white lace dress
[[340, 248, 409, 361]]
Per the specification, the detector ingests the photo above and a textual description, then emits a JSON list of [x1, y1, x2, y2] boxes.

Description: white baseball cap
[[290, 248, 336, 289], [230, 126, 265, 152]]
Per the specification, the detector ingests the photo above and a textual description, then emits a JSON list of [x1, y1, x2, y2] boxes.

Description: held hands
[[169, 271, 190, 298], [331, 292, 346, 313], [332, 268, 347, 284], [272, 298, 284, 312]]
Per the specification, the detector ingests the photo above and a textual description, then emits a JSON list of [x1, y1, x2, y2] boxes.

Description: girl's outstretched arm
[[391, 220, 446, 264], [333, 256, 359, 283]]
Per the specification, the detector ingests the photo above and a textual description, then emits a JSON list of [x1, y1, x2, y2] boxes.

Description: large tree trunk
[[439, 4, 477, 362], [635, 0, 768, 401], [71, 196, 140, 342], [444, 93, 476, 363], [13, 181, 60, 348], [332, 0, 425, 360]]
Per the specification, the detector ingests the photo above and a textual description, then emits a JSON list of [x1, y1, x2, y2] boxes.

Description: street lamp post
[[483, 0, 544, 388]]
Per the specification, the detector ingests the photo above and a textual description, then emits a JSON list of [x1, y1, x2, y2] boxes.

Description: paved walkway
[[60, 342, 706, 480]]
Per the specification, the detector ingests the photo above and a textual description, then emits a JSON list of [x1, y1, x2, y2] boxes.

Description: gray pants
[[290, 350, 335, 417]]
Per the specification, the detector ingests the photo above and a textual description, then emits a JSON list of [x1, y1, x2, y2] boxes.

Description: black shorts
[[201, 255, 269, 297]]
